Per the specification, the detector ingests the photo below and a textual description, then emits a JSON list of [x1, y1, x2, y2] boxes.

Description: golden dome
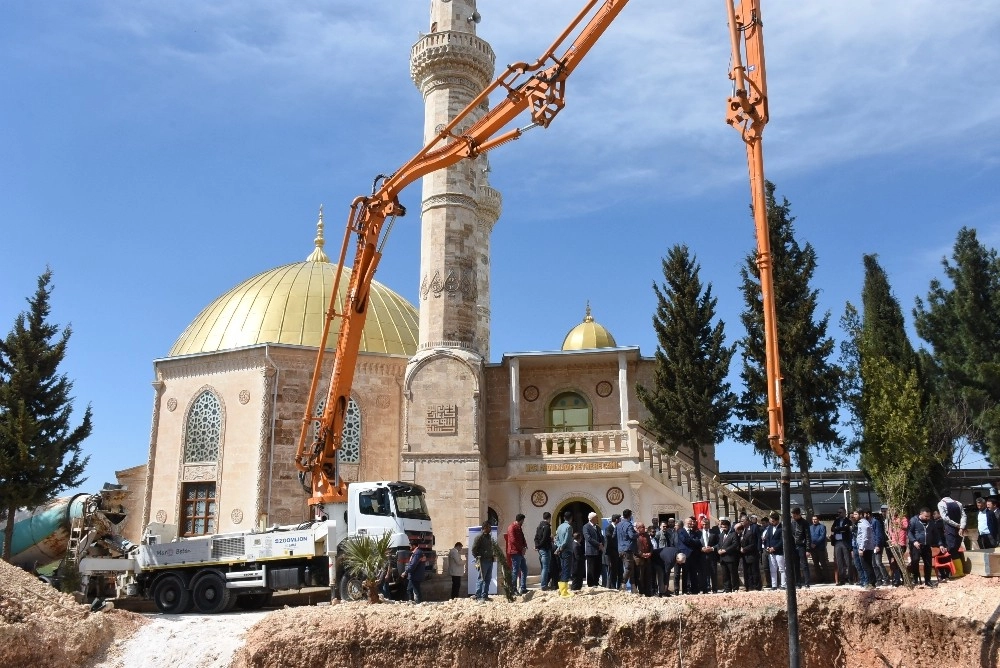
[[561, 303, 617, 351], [169, 210, 418, 357]]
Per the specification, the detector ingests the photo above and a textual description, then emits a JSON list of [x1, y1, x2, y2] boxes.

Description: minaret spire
[[306, 205, 329, 263]]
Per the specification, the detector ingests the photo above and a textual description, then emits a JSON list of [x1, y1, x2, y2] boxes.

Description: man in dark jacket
[[604, 514, 621, 590], [402, 544, 428, 602], [678, 516, 706, 594], [583, 512, 604, 587], [789, 507, 811, 588], [740, 515, 762, 591], [831, 508, 853, 585], [702, 516, 721, 593], [716, 518, 741, 592], [907, 508, 936, 587], [762, 512, 785, 589], [534, 512, 554, 590]]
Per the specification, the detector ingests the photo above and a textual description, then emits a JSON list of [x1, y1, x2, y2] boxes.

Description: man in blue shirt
[[555, 511, 575, 597], [402, 544, 427, 602], [616, 508, 638, 593], [809, 514, 829, 584]]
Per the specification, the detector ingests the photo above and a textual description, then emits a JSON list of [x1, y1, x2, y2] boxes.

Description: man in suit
[[582, 511, 604, 587], [701, 515, 721, 593], [740, 514, 762, 591], [604, 514, 622, 590], [716, 518, 741, 592], [762, 512, 785, 589], [678, 516, 707, 594]]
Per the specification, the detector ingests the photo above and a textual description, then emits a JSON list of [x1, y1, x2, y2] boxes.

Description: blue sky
[[2, 1, 999, 497]]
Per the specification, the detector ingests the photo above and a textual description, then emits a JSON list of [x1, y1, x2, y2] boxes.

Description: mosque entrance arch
[[554, 498, 598, 535]]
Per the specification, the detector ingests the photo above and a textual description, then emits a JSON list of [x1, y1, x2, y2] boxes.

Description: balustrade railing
[[506, 420, 766, 519]]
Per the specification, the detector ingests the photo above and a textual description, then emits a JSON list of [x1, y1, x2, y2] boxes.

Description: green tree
[[736, 182, 843, 516], [841, 255, 948, 512], [914, 227, 1000, 464], [637, 244, 736, 501], [0, 270, 91, 562], [339, 532, 394, 603]]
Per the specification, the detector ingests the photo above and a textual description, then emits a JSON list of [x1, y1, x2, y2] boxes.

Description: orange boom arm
[[725, 0, 787, 463], [295, 0, 632, 509]]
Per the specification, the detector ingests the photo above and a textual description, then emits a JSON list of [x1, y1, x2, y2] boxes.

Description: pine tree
[[841, 255, 948, 512], [914, 227, 1000, 464], [0, 270, 91, 562], [637, 244, 736, 501], [736, 182, 843, 517]]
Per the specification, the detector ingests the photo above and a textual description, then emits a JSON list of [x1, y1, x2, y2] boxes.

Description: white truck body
[[74, 480, 434, 612]]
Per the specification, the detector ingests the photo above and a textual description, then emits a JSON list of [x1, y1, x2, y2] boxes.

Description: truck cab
[[336, 481, 436, 601]]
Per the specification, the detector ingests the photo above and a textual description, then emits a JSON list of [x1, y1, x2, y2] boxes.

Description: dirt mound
[[233, 578, 1000, 668], [0, 560, 145, 668]]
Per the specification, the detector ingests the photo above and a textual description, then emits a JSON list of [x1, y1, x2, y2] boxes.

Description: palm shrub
[[340, 532, 394, 603]]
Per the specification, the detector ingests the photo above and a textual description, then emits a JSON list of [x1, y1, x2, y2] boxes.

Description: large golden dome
[[561, 303, 617, 351], [169, 211, 418, 357]]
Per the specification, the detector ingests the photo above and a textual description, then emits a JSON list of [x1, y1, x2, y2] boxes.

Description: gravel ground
[[4, 557, 1000, 668]]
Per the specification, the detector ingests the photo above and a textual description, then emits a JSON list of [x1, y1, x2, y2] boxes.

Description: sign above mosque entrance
[[524, 461, 623, 473]]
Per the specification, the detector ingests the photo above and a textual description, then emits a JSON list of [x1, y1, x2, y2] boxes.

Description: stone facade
[[140, 345, 406, 535]]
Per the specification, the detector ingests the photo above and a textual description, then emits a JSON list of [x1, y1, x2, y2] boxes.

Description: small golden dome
[[561, 303, 617, 351], [169, 209, 418, 357]]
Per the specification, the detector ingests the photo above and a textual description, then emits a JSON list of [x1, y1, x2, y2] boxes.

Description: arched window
[[184, 390, 222, 463], [547, 391, 591, 432], [313, 397, 362, 464]]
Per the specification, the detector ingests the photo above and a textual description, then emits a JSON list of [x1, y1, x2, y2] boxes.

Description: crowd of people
[[452, 493, 999, 600]]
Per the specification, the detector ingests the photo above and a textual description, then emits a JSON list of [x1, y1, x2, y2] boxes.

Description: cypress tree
[[842, 255, 947, 511], [914, 227, 1000, 464], [0, 270, 91, 562], [637, 244, 736, 501], [736, 182, 843, 516]]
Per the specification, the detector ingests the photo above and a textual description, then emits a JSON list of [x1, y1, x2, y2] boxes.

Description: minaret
[[404, 0, 501, 550], [411, 0, 500, 356]]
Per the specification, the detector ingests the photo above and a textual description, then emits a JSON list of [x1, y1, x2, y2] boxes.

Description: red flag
[[693, 501, 711, 529]]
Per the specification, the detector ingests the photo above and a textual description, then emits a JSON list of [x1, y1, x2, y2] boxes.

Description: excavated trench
[[233, 579, 1000, 668]]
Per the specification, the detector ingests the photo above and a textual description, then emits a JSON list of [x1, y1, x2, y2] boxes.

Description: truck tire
[[235, 592, 273, 610], [152, 574, 192, 614], [339, 572, 366, 602], [191, 571, 233, 614]]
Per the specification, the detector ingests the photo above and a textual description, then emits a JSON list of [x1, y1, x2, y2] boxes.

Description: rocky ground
[[3, 557, 1000, 668]]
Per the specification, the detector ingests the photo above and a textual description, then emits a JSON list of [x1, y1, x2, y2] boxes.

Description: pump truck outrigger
[[7, 0, 789, 614]]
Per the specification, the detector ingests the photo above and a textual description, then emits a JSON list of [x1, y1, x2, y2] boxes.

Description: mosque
[[116, 0, 762, 563]]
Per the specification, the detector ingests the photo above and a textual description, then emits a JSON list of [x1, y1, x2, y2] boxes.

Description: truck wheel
[[152, 574, 192, 614], [191, 572, 233, 614], [339, 572, 366, 602], [235, 592, 273, 610]]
